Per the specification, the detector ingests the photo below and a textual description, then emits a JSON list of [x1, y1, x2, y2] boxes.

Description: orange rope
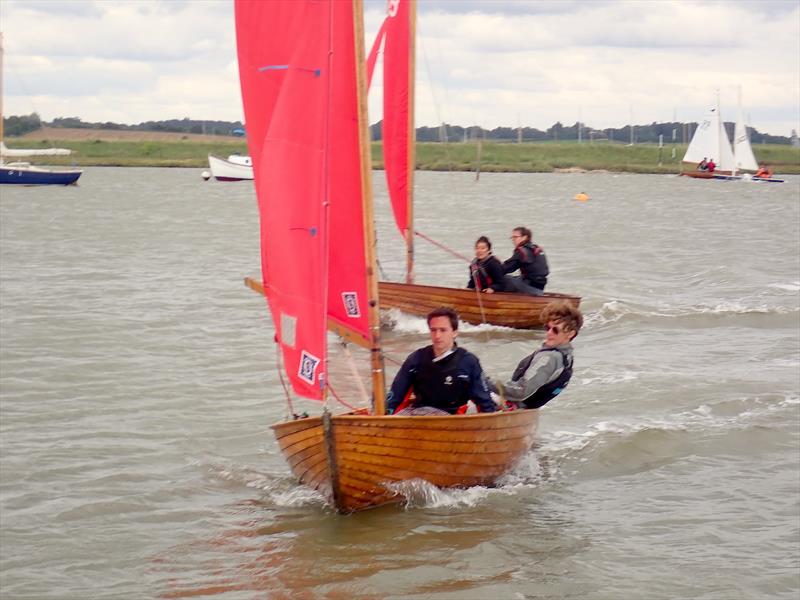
[[414, 230, 471, 263]]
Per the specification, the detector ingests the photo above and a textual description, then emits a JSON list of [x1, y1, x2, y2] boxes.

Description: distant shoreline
[[7, 128, 800, 174]]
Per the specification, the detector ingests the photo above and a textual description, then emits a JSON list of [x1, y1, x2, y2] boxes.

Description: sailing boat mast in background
[[1, 32, 82, 185]]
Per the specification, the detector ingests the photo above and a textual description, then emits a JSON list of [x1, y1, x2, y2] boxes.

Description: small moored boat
[[207, 153, 253, 181]]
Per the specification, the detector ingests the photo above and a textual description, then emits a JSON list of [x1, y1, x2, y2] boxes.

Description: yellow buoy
[[574, 192, 590, 202]]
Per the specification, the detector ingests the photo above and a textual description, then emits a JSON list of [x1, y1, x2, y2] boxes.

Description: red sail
[[377, 0, 412, 236], [235, 0, 370, 399]]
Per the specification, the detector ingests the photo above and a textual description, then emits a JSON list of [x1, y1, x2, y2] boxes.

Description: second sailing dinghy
[[680, 91, 783, 183], [236, 0, 537, 513], [367, 0, 580, 328]]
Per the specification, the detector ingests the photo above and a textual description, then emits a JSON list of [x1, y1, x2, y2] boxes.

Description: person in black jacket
[[386, 307, 497, 415], [501, 226, 549, 296], [466, 236, 506, 294]]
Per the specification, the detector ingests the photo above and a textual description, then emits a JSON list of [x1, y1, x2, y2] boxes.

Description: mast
[[1, 32, 4, 145], [353, 0, 387, 414], [404, 0, 416, 284], [716, 89, 724, 174]]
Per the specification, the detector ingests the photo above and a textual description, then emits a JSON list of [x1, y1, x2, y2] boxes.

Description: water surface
[[1, 168, 798, 599]]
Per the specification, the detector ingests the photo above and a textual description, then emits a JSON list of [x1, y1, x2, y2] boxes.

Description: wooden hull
[[378, 281, 581, 329], [272, 410, 539, 513], [680, 171, 716, 179]]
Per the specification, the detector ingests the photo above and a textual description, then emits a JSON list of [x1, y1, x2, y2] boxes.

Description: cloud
[[2, 0, 798, 135]]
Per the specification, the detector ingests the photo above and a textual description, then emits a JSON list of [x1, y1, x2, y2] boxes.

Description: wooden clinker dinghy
[[379, 281, 581, 329], [273, 410, 538, 513], [236, 0, 540, 514]]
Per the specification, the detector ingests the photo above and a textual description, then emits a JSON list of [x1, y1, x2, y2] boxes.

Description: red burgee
[[235, 0, 370, 399], [380, 0, 412, 236]]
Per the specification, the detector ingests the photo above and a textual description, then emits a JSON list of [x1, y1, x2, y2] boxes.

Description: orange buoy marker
[[574, 192, 590, 202]]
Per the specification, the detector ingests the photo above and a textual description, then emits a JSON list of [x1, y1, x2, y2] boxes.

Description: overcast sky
[[1, 0, 798, 136]]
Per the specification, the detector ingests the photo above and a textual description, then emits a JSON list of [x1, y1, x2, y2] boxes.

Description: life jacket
[[511, 347, 573, 409], [410, 347, 472, 414], [516, 242, 549, 289], [470, 257, 494, 289]]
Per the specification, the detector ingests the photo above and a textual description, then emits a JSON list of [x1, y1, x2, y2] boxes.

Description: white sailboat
[[681, 92, 735, 178], [681, 90, 783, 183], [0, 34, 82, 186]]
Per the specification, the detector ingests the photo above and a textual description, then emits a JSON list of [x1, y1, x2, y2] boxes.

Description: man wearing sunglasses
[[489, 302, 583, 409]]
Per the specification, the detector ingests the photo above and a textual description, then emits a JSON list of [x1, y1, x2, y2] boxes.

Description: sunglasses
[[546, 324, 562, 334]]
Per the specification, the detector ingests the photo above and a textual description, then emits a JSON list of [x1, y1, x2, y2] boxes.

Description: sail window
[[281, 313, 297, 348]]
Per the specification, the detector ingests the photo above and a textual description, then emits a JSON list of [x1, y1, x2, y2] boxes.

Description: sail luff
[[353, 0, 386, 414], [381, 0, 412, 246], [734, 88, 759, 172]]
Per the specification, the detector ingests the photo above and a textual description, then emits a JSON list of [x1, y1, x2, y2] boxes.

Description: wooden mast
[[405, 0, 416, 284], [353, 0, 386, 415]]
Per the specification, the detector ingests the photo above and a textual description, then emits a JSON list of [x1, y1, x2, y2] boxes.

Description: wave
[[540, 392, 799, 459], [192, 458, 328, 510], [586, 298, 799, 329], [767, 281, 800, 292]]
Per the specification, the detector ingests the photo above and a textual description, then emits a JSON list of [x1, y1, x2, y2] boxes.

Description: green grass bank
[[6, 137, 800, 174]]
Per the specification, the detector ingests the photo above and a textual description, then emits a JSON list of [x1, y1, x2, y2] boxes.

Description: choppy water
[[1, 167, 798, 599]]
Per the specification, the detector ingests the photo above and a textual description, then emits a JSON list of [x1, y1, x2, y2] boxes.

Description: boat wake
[[381, 307, 521, 335], [194, 458, 328, 509]]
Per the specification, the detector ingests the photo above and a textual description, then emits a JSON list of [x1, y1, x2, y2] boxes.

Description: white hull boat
[[207, 153, 253, 181]]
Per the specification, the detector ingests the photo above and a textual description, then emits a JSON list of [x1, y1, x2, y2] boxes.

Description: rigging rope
[[326, 381, 359, 411], [470, 271, 490, 327], [414, 230, 471, 263], [274, 337, 299, 419], [339, 340, 370, 405]]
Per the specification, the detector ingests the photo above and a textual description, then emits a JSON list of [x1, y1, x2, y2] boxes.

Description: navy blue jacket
[[387, 345, 496, 414]]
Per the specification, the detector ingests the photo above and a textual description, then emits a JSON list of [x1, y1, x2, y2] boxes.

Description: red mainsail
[[235, 0, 371, 399], [369, 0, 414, 237]]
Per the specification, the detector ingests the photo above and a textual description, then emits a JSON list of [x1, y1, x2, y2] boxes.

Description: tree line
[[2, 113, 792, 145]]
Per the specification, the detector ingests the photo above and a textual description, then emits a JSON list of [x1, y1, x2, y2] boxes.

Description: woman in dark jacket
[[467, 236, 506, 293], [501, 226, 549, 296]]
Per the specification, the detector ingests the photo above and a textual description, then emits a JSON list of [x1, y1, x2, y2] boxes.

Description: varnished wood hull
[[271, 410, 539, 513], [378, 281, 581, 329]]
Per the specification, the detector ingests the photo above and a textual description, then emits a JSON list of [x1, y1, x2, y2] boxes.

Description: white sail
[[682, 102, 735, 172], [1, 141, 71, 157], [733, 97, 758, 172]]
